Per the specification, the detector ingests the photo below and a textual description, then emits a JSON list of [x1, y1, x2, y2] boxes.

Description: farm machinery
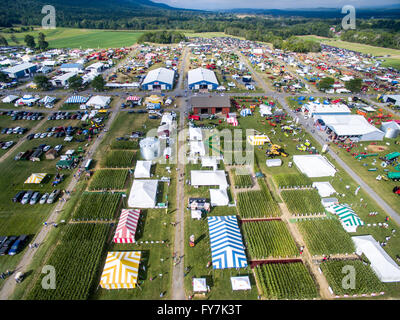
[[266, 144, 288, 158], [393, 186, 400, 196], [355, 153, 378, 160]]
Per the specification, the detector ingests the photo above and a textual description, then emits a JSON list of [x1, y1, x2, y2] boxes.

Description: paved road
[[0, 97, 122, 300]]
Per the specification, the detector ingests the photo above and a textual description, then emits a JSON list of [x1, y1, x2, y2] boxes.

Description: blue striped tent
[[65, 96, 89, 104], [207, 216, 247, 269]]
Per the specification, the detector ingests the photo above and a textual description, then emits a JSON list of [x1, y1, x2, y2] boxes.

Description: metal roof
[[188, 67, 218, 85], [142, 67, 175, 85]]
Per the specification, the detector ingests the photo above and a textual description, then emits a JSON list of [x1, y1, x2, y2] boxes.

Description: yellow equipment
[[266, 144, 288, 158]]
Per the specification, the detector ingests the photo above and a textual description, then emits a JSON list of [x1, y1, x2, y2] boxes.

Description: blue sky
[[152, 0, 400, 10]]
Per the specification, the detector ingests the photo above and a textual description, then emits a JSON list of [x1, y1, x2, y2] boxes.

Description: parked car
[[40, 133, 47, 138], [47, 190, 60, 204], [0, 236, 17, 255], [21, 190, 33, 205], [29, 192, 40, 205], [54, 144, 63, 152], [34, 133, 41, 139], [0, 236, 7, 247], [26, 133, 35, 140], [12, 191, 25, 203], [8, 235, 28, 256], [39, 193, 49, 204], [43, 145, 51, 152], [2, 141, 14, 150]]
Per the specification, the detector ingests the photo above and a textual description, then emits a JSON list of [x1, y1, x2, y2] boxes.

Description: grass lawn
[[1, 27, 143, 49]]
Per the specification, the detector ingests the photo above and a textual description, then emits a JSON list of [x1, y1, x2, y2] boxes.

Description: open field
[[1, 27, 143, 49]]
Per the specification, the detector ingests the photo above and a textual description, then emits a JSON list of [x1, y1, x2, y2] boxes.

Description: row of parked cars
[[12, 190, 60, 205], [1, 141, 14, 150], [0, 235, 28, 256], [27, 126, 81, 141], [47, 111, 85, 121], [1, 111, 43, 121], [1, 127, 28, 135]]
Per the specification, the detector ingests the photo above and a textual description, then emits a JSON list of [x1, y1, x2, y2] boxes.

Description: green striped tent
[[328, 204, 364, 231]]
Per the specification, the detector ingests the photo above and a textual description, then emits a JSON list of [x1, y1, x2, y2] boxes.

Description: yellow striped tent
[[24, 173, 47, 184], [100, 251, 141, 289], [247, 135, 270, 146]]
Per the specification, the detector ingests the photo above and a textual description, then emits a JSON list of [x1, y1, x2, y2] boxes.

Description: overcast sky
[[152, 0, 400, 10]]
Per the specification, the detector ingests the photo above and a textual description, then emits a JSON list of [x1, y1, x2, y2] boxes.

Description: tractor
[[266, 144, 288, 158]]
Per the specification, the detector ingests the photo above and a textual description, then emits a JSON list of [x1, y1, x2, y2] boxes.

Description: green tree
[[68, 75, 83, 90], [0, 72, 10, 82], [0, 36, 8, 46], [10, 34, 19, 44], [345, 78, 362, 93], [34, 75, 51, 90], [24, 35, 35, 49], [317, 77, 334, 91], [91, 75, 105, 91]]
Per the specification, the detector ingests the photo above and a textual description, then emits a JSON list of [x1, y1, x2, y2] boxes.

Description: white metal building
[[141, 67, 175, 90], [188, 67, 219, 90]]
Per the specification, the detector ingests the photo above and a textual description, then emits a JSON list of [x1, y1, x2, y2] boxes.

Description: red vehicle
[[188, 115, 200, 121]]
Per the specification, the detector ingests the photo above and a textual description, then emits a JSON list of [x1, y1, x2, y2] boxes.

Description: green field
[[1, 27, 143, 49]]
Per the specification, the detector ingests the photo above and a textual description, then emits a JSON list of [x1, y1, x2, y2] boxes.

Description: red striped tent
[[126, 96, 141, 101], [113, 209, 141, 243]]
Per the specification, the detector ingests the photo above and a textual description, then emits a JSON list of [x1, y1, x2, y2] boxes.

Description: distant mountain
[[0, 0, 201, 27]]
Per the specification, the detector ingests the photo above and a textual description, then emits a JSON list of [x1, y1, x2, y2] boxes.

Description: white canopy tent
[[189, 127, 203, 141], [2, 95, 19, 103], [201, 156, 219, 170], [192, 278, 207, 292], [293, 155, 336, 178], [190, 140, 206, 157], [86, 95, 111, 108], [128, 179, 158, 208], [191, 210, 202, 220], [191, 170, 228, 188], [210, 188, 229, 206], [134, 160, 152, 178], [231, 276, 251, 291], [312, 181, 336, 197], [352, 235, 400, 282]]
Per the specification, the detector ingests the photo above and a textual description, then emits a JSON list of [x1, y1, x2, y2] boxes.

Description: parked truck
[[388, 172, 400, 181]]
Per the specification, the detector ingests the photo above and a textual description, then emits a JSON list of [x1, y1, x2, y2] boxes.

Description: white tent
[[191, 170, 228, 188], [231, 276, 251, 291], [191, 210, 202, 220], [128, 179, 158, 208], [321, 197, 339, 208], [86, 95, 111, 108], [318, 114, 385, 141], [293, 155, 336, 178], [189, 127, 203, 141], [201, 156, 218, 170], [352, 235, 400, 282], [266, 159, 282, 167], [134, 160, 152, 178], [259, 104, 272, 116], [2, 95, 19, 103], [190, 140, 206, 156], [192, 278, 207, 292], [210, 188, 229, 206], [312, 182, 336, 197]]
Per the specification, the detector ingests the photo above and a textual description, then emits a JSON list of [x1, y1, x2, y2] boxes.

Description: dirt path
[[0, 98, 122, 300], [278, 203, 332, 299], [171, 108, 186, 300]]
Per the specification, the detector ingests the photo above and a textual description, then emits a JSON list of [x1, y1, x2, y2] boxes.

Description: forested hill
[[0, 0, 201, 27]]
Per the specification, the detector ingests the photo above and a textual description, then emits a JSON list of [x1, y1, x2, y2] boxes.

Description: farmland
[[102, 150, 135, 168], [320, 259, 385, 296], [273, 173, 313, 189], [88, 169, 129, 191], [237, 186, 281, 218], [27, 223, 110, 300], [72, 192, 121, 220], [0, 28, 144, 49], [296, 218, 356, 256], [242, 221, 299, 259], [281, 189, 325, 215], [254, 262, 319, 299], [231, 168, 253, 188]]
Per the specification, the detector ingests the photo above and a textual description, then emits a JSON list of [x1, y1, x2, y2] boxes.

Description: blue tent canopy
[[65, 96, 89, 104], [207, 216, 247, 269]]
